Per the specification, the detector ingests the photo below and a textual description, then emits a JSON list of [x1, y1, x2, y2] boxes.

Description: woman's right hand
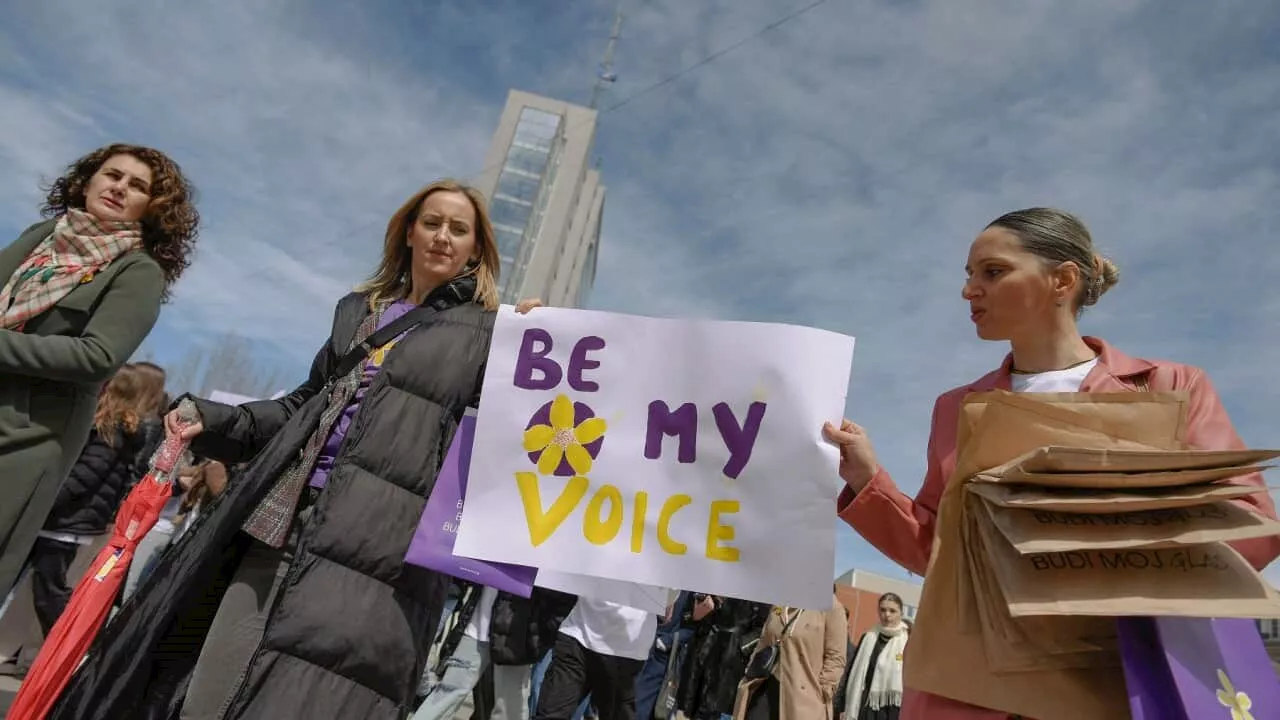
[[165, 408, 204, 441], [822, 419, 879, 493]]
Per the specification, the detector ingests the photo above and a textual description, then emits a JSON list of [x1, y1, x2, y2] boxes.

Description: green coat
[[0, 219, 165, 595]]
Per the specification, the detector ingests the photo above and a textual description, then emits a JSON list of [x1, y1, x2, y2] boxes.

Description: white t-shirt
[[558, 598, 659, 661], [464, 585, 500, 642], [1009, 358, 1098, 394]]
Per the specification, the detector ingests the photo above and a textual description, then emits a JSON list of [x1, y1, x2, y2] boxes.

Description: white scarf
[[843, 623, 908, 716]]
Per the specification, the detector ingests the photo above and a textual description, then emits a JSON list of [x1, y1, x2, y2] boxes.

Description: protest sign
[[454, 306, 854, 610]]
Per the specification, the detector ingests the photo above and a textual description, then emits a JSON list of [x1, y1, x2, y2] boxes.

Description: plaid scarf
[[242, 300, 391, 547], [0, 208, 142, 330]]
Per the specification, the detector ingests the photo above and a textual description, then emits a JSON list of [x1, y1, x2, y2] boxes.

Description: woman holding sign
[[823, 207, 1280, 719], [48, 180, 535, 720]]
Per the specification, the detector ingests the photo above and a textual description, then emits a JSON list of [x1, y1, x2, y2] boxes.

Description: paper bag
[[965, 496, 1120, 674], [979, 498, 1280, 554], [950, 393, 1183, 637], [1008, 446, 1280, 475], [978, 519, 1280, 618], [967, 480, 1270, 515], [1119, 616, 1280, 719], [905, 392, 1189, 719], [973, 461, 1273, 489], [405, 410, 538, 597]]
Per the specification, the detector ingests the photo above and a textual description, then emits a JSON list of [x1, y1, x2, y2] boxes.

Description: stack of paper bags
[[903, 390, 1280, 720]]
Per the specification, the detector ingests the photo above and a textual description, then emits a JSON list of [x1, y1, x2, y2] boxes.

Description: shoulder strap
[[779, 608, 802, 638], [327, 305, 440, 382], [325, 275, 479, 385]]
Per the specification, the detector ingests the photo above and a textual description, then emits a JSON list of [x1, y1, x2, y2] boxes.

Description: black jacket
[[43, 425, 146, 535], [676, 598, 771, 718], [50, 277, 494, 720], [489, 587, 577, 665], [438, 582, 577, 670]]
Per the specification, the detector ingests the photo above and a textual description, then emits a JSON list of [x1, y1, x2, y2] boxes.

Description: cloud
[[2, 0, 1278, 583]]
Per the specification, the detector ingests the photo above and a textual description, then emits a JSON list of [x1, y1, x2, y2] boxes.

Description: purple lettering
[[712, 401, 766, 479], [513, 329, 562, 390], [567, 336, 606, 392], [644, 401, 697, 463]]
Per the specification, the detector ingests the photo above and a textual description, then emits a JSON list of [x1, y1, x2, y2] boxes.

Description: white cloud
[[2, 0, 1278, 583]]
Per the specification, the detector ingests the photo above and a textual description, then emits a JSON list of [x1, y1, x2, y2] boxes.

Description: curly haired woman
[[0, 143, 198, 603]]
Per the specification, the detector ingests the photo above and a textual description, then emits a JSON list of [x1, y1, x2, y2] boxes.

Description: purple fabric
[[308, 299, 415, 489], [1118, 617, 1188, 720], [1120, 615, 1279, 719], [405, 411, 537, 596]]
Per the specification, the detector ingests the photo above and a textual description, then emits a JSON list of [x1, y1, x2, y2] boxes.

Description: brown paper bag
[[974, 461, 1273, 489], [981, 529, 1280, 618], [950, 393, 1185, 635], [979, 497, 1280, 553], [967, 480, 1270, 514], [965, 495, 1121, 674], [906, 392, 1188, 719], [1006, 446, 1280, 475], [949, 393, 1180, 637]]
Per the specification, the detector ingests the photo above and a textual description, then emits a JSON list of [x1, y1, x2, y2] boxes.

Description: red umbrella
[[7, 400, 200, 720]]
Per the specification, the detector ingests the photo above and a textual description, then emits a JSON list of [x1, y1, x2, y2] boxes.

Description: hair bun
[[1097, 255, 1120, 293], [1081, 254, 1120, 306]]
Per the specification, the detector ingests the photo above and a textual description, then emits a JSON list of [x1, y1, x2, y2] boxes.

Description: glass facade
[[491, 106, 564, 302]]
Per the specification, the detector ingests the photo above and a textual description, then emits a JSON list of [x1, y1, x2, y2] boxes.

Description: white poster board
[[455, 306, 854, 609]]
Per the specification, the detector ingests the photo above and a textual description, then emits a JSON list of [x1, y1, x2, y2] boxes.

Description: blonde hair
[[94, 365, 151, 445], [357, 179, 501, 310]]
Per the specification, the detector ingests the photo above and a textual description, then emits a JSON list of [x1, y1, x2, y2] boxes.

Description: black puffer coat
[[49, 277, 493, 720], [43, 425, 146, 535]]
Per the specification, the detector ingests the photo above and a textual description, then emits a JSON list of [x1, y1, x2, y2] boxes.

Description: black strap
[[325, 275, 477, 385], [778, 608, 802, 639], [327, 305, 440, 383]]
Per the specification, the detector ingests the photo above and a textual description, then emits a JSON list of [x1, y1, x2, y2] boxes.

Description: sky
[[2, 0, 1278, 586]]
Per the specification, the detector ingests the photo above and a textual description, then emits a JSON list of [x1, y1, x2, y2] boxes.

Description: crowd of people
[[0, 141, 1273, 720]]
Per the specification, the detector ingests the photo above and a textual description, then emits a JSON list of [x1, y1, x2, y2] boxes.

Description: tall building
[[473, 90, 606, 309]]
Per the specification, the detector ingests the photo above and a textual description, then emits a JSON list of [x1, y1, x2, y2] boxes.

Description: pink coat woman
[[823, 208, 1280, 720]]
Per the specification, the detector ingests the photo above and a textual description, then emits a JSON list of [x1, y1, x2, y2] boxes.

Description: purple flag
[[1120, 615, 1277, 719], [405, 409, 537, 597]]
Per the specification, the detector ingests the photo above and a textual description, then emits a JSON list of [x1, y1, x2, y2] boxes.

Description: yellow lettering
[[584, 484, 624, 545], [515, 472, 588, 546], [706, 500, 740, 562], [657, 494, 691, 555], [630, 491, 649, 554]]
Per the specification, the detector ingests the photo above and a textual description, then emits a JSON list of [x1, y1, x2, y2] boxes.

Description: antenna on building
[[588, 2, 624, 111]]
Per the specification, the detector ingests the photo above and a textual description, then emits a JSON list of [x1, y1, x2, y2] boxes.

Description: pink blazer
[[837, 337, 1280, 720]]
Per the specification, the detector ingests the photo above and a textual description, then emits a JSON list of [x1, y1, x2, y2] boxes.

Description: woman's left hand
[[515, 298, 543, 314]]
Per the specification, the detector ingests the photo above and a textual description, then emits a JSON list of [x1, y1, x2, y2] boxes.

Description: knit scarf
[[241, 299, 392, 547], [0, 208, 142, 330], [843, 623, 908, 716]]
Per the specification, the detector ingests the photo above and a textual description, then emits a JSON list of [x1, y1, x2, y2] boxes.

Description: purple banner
[[1120, 615, 1277, 719], [405, 410, 537, 597]]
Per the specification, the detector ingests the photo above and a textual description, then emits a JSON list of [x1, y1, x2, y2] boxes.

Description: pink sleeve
[[1181, 368, 1280, 570], [835, 399, 947, 577]]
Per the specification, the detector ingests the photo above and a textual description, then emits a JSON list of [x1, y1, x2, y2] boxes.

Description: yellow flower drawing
[[523, 394, 607, 476], [1216, 669, 1254, 720]]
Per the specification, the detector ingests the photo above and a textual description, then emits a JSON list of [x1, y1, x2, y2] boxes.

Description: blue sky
[[2, 0, 1278, 585]]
